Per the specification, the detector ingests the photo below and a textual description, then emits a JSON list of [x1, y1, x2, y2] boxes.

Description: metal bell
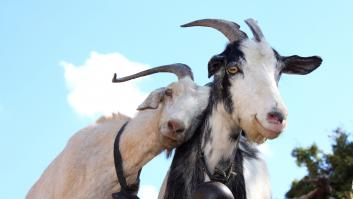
[[192, 181, 234, 199]]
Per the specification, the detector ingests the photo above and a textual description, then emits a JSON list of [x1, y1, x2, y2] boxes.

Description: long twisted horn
[[244, 18, 264, 42], [181, 19, 248, 43], [112, 63, 194, 83]]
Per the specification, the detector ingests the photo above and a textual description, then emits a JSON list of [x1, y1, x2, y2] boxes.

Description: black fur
[[221, 42, 245, 64], [208, 42, 245, 114], [163, 126, 205, 199], [226, 149, 246, 199]]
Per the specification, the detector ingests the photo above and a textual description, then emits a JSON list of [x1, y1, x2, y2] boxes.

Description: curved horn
[[112, 63, 194, 83], [181, 19, 248, 43], [244, 18, 264, 42]]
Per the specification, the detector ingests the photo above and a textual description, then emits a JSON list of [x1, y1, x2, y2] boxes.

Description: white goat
[[27, 64, 210, 199]]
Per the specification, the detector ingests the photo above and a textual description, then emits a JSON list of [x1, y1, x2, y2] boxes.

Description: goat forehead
[[180, 77, 198, 90], [167, 82, 179, 90], [240, 40, 278, 72], [169, 78, 197, 96]]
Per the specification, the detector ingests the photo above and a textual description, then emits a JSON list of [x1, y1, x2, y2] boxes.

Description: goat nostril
[[167, 120, 185, 134], [167, 121, 174, 130], [176, 128, 185, 134], [267, 111, 285, 123]]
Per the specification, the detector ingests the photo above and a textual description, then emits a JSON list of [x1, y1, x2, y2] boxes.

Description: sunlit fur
[[26, 77, 210, 199], [242, 143, 272, 199]]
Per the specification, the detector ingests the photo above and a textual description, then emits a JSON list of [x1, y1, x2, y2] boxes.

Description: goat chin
[[242, 128, 268, 144], [242, 119, 284, 144], [238, 123, 267, 144], [160, 136, 179, 150]]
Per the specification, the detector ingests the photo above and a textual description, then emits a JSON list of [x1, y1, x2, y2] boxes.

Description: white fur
[[243, 147, 272, 199], [230, 40, 288, 141], [27, 113, 131, 199], [26, 77, 210, 199], [203, 104, 238, 172], [159, 78, 210, 143]]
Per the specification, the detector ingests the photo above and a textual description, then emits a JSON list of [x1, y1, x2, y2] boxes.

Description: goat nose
[[167, 120, 185, 134], [267, 111, 285, 124]]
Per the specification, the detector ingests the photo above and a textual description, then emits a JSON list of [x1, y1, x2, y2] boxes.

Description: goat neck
[[201, 91, 242, 175], [118, 106, 164, 183]]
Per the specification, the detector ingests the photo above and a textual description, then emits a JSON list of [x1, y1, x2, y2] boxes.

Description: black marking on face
[[272, 49, 283, 83], [210, 42, 245, 114], [223, 42, 246, 64], [222, 72, 234, 113], [272, 49, 281, 63]]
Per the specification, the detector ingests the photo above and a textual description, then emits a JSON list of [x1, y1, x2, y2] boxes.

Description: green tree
[[286, 128, 353, 199]]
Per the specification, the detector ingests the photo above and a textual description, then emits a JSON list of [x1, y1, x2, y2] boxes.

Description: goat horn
[[181, 19, 248, 43], [244, 18, 264, 42], [112, 63, 194, 83]]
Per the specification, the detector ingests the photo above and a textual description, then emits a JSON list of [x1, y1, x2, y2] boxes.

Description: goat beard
[[245, 128, 268, 144], [164, 149, 174, 158], [246, 118, 284, 144], [253, 133, 267, 144]]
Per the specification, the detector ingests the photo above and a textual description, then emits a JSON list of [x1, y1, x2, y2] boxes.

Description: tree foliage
[[286, 128, 353, 199]]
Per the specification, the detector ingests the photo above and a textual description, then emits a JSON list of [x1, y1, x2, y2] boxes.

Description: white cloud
[[61, 51, 149, 118], [138, 185, 159, 199]]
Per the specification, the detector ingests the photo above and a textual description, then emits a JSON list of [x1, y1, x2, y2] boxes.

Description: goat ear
[[208, 55, 226, 78], [282, 55, 322, 75], [137, 87, 166, 111]]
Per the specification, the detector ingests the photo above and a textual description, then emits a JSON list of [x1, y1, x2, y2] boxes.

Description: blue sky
[[1, 0, 353, 198]]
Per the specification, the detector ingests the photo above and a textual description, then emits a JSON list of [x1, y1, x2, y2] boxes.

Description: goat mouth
[[254, 116, 282, 139], [162, 134, 179, 142], [161, 134, 181, 149]]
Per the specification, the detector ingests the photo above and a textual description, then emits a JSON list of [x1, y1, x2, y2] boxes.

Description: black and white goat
[[160, 19, 322, 199], [26, 64, 210, 199]]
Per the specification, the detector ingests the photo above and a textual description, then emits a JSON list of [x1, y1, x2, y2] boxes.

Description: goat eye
[[165, 89, 173, 97], [227, 66, 240, 75]]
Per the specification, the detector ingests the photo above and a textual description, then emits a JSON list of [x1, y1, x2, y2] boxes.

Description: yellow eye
[[227, 66, 239, 74]]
